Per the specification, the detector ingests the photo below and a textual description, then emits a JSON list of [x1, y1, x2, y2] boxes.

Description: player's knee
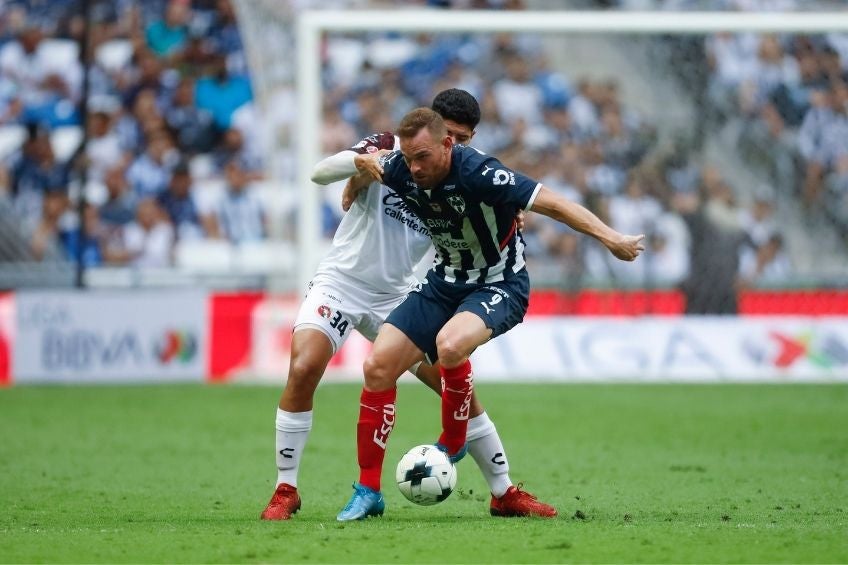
[[286, 355, 324, 394], [363, 354, 397, 390], [435, 332, 467, 369]]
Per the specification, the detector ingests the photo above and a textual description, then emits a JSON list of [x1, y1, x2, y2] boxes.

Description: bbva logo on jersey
[[447, 195, 466, 214]]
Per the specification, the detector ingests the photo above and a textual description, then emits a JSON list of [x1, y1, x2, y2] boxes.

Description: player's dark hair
[[431, 88, 481, 129], [397, 107, 446, 140]]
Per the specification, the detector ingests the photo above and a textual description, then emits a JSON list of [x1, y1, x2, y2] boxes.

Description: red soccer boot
[[260, 483, 302, 520], [490, 484, 557, 518]]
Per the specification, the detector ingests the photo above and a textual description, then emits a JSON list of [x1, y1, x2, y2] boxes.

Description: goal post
[[294, 9, 848, 291]]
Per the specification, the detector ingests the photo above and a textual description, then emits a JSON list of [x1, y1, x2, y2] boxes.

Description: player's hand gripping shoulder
[[341, 150, 392, 212], [353, 151, 388, 183]]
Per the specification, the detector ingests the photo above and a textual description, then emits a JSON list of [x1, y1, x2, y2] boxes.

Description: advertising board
[[14, 290, 207, 383]]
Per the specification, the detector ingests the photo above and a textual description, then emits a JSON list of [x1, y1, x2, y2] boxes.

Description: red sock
[[357, 387, 397, 492], [438, 360, 473, 455]]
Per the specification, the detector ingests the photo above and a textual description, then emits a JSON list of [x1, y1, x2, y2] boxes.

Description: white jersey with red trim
[[312, 132, 434, 295]]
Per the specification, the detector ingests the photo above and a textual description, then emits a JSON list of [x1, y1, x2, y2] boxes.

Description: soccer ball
[[395, 444, 457, 506]]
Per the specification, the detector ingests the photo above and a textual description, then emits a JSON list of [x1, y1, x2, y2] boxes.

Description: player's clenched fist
[[607, 234, 646, 261]]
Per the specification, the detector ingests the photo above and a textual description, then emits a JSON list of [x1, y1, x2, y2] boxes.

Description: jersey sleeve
[[377, 150, 405, 191], [348, 132, 396, 154], [310, 132, 397, 185], [460, 151, 542, 210], [310, 150, 357, 185]]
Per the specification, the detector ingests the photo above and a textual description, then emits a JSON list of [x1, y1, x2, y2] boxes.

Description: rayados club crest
[[446, 195, 466, 214]]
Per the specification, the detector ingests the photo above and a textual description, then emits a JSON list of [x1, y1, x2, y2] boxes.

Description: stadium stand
[[0, 0, 846, 315]]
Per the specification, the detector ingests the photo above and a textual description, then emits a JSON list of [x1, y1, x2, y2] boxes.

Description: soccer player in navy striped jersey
[[262, 90, 556, 522], [337, 107, 644, 521]]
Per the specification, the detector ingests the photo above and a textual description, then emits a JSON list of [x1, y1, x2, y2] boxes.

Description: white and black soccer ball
[[395, 444, 457, 506]]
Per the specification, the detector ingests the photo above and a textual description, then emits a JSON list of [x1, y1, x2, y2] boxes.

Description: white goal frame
[[295, 9, 848, 290]]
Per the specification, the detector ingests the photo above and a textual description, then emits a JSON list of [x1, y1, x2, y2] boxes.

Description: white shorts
[[293, 274, 409, 353]]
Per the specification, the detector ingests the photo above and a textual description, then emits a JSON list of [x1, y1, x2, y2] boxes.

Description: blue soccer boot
[[336, 482, 385, 521], [435, 441, 468, 464]]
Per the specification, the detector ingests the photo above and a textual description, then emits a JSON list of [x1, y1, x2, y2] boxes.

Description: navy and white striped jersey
[[381, 145, 542, 284]]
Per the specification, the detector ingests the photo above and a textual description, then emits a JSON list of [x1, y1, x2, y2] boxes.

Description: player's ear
[[442, 136, 453, 150]]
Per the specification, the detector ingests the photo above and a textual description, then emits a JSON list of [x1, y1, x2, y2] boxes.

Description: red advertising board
[[0, 293, 12, 386]]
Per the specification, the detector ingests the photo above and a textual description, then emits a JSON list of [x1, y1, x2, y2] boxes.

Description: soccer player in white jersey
[[336, 107, 645, 521], [261, 90, 556, 521]]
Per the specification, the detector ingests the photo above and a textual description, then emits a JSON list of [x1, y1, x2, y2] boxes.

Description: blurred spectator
[[580, 194, 616, 282], [820, 44, 848, 85], [400, 34, 463, 101], [702, 166, 743, 232], [211, 127, 261, 176], [114, 88, 159, 156], [8, 124, 68, 234], [122, 52, 172, 112], [145, 0, 190, 59], [205, 0, 244, 70], [705, 32, 759, 122], [86, 108, 127, 181], [606, 175, 662, 283], [61, 203, 105, 268], [608, 175, 662, 240], [179, 31, 217, 73], [523, 211, 585, 291], [798, 82, 848, 208], [766, 51, 826, 128], [737, 35, 798, 118], [216, 159, 265, 244], [645, 221, 690, 286], [99, 165, 136, 227], [739, 233, 792, 286], [469, 89, 514, 153], [568, 79, 601, 138], [104, 197, 174, 268], [598, 105, 650, 172], [194, 54, 251, 131], [492, 47, 544, 127], [824, 154, 848, 240], [739, 188, 777, 247], [674, 172, 746, 314], [126, 129, 177, 199], [0, 24, 81, 128], [165, 77, 216, 154], [28, 188, 69, 261], [157, 159, 219, 240]]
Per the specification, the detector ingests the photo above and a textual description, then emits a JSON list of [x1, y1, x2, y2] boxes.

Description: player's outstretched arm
[[529, 185, 645, 261], [312, 149, 392, 211], [311, 150, 360, 185], [310, 150, 386, 184]]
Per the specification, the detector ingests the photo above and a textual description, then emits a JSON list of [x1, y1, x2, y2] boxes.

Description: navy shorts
[[385, 268, 530, 364]]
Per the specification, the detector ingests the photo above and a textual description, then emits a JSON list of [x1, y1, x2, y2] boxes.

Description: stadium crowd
[[703, 25, 848, 241], [0, 0, 264, 269], [4, 0, 843, 307], [319, 15, 804, 307]]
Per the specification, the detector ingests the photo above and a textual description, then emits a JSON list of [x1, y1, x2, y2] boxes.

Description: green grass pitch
[[1, 383, 846, 563]]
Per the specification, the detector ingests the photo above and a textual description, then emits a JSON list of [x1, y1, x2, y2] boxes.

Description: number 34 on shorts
[[316, 304, 349, 337]]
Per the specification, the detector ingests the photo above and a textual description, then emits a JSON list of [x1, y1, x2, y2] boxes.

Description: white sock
[[275, 408, 313, 488], [467, 412, 512, 498]]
